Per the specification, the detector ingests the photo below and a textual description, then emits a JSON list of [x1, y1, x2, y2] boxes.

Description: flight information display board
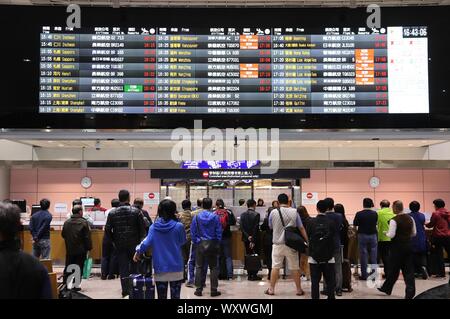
[[39, 26, 429, 115]]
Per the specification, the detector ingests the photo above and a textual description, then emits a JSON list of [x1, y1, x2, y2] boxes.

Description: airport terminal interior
[[0, 0, 449, 301]]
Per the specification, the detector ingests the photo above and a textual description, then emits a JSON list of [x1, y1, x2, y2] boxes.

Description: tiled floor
[[64, 267, 449, 299]]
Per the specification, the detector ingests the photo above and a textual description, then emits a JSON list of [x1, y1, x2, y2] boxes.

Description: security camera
[[95, 140, 101, 151]]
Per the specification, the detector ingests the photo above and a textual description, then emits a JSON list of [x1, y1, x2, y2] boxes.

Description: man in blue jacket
[[408, 201, 429, 279], [191, 197, 223, 297], [29, 198, 53, 259]]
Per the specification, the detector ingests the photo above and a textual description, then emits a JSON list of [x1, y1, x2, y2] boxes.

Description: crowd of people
[[0, 190, 449, 299]]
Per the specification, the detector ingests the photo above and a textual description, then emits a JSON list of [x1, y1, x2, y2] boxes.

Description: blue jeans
[[358, 234, 378, 279], [187, 243, 207, 285], [33, 239, 51, 259], [219, 237, 233, 278]]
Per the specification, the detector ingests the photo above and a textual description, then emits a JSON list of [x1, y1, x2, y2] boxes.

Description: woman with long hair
[[297, 206, 311, 281], [334, 203, 352, 292]]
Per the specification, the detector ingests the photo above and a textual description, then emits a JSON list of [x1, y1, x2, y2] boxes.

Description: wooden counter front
[[21, 230, 104, 263]]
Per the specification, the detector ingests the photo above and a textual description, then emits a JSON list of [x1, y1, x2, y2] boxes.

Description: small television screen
[[12, 200, 27, 213], [31, 205, 41, 215]]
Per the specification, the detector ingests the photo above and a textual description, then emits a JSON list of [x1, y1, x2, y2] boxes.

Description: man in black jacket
[[105, 189, 146, 297], [240, 199, 262, 281], [0, 202, 52, 299], [62, 205, 93, 288]]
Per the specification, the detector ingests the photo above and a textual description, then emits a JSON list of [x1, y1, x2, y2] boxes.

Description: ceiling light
[[58, 144, 64, 147], [408, 144, 414, 147], [47, 141, 53, 143], [44, 129, 52, 133], [123, 141, 129, 144]]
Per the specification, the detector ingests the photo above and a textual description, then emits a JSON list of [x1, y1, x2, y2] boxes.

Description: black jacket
[[105, 203, 146, 250], [240, 209, 261, 242], [61, 214, 93, 255], [0, 239, 52, 299]]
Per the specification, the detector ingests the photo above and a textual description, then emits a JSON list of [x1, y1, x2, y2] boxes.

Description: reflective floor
[[63, 267, 450, 299]]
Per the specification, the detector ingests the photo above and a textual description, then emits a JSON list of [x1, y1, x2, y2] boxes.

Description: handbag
[[195, 215, 220, 255], [277, 209, 307, 253], [82, 252, 93, 279]]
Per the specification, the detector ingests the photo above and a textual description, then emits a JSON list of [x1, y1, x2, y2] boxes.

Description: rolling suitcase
[[129, 274, 155, 299]]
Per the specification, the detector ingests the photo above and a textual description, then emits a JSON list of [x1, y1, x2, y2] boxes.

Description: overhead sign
[[181, 160, 261, 169], [302, 192, 319, 205], [151, 169, 310, 180], [144, 192, 160, 205]]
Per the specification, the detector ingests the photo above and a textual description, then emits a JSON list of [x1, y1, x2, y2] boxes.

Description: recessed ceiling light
[[123, 141, 129, 144], [346, 141, 352, 143], [47, 141, 53, 143], [58, 144, 64, 147], [44, 129, 52, 133], [408, 144, 414, 147]]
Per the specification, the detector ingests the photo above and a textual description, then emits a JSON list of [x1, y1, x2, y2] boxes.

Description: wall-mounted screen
[[39, 26, 429, 115]]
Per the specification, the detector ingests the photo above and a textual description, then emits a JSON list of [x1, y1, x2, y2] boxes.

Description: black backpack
[[309, 215, 335, 263]]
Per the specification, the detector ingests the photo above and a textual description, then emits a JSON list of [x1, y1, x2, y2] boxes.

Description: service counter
[[20, 227, 444, 266]]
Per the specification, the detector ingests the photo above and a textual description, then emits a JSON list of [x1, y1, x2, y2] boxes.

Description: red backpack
[[215, 208, 229, 231]]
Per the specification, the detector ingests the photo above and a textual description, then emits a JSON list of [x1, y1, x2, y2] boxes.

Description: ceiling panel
[[19, 139, 445, 148], [0, 0, 447, 6]]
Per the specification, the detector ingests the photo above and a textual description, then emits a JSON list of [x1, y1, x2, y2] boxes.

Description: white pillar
[[0, 165, 10, 201]]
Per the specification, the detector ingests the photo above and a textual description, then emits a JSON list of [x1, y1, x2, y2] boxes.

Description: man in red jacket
[[426, 199, 450, 278]]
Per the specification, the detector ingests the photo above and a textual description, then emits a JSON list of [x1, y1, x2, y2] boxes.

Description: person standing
[[334, 203, 352, 292], [322, 197, 343, 296], [101, 198, 120, 280], [29, 198, 53, 260], [353, 198, 378, 280], [178, 199, 193, 282], [134, 199, 186, 299], [133, 198, 153, 234], [297, 206, 311, 281], [214, 199, 236, 280], [377, 200, 395, 277], [105, 189, 146, 298], [264, 194, 308, 296], [307, 200, 337, 299], [0, 202, 52, 299], [90, 198, 107, 213], [240, 199, 262, 281], [62, 205, 92, 288], [378, 200, 416, 299], [261, 200, 279, 280], [426, 199, 450, 278], [408, 201, 429, 279], [191, 198, 222, 297]]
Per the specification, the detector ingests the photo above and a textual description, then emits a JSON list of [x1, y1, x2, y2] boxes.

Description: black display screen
[[0, 5, 448, 129], [38, 26, 428, 115]]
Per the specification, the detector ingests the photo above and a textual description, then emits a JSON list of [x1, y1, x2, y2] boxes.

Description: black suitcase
[[244, 254, 262, 273]]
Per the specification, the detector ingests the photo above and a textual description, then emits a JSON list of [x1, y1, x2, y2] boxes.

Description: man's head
[[392, 200, 404, 214], [72, 205, 83, 217], [380, 200, 390, 208], [40, 198, 50, 211], [72, 199, 82, 207], [409, 201, 420, 213], [239, 199, 245, 206], [216, 199, 225, 209], [433, 199, 445, 210], [277, 193, 289, 205], [182, 199, 191, 210], [202, 197, 213, 210], [133, 198, 144, 209], [118, 189, 130, 203], [196, 198, 203, 208], [94, 198, 101, 206], [363, 198, 374, 209], [323, 197, 335, 211], [247, 199, 257, 209], [0, 202, 21, 242], [111, 198, 120, 208], [316, 200, 327, 214]]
